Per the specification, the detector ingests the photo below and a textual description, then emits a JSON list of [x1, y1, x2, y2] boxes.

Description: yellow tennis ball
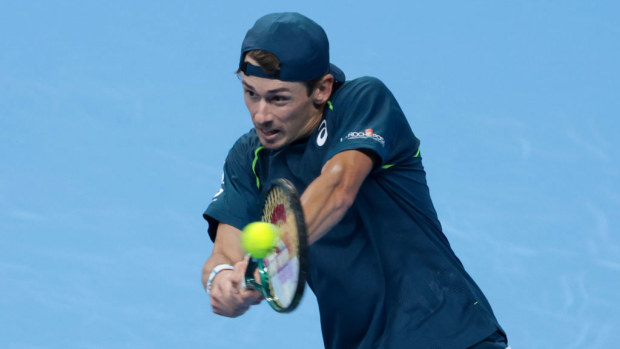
[[241, 222, 279, 258]]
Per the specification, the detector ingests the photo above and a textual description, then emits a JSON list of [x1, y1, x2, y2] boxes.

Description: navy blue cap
[[239, 12, 345, 83]]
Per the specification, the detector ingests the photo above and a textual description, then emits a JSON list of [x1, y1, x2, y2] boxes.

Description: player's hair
[[240, 50, 322, 96]]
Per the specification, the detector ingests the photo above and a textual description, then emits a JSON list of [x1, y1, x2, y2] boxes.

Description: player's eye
[[271, 95, 290, 105]]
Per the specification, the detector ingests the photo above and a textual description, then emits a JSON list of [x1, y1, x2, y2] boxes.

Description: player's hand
[[209, 257, 263, 317]]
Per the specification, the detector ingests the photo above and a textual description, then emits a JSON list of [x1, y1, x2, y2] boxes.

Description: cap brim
[[329, 63, 345, 83]]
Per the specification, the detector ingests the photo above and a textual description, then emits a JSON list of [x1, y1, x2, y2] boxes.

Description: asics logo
[[317, 120, 328, 146]]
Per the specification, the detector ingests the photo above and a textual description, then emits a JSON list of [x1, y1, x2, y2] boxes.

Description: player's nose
[[252, 99, 273, 125]]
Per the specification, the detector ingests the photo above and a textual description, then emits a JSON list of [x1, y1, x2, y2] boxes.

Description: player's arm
[[301, 149, 375, 244], [202, 223, 262, 317]]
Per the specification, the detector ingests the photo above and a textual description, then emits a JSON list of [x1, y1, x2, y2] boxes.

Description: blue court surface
[[1, 1, 618, 348]]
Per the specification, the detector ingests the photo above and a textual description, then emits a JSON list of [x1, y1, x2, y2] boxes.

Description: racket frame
[[244, 178, 309, 313]]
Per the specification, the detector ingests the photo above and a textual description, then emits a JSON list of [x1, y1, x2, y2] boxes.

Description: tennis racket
[[243, 178, 309, 313]]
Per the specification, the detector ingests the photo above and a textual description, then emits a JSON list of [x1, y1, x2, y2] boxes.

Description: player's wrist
[[206, 264, 234, 294]]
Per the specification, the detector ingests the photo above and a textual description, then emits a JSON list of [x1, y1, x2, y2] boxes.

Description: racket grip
[[242, 256, 259, 290]]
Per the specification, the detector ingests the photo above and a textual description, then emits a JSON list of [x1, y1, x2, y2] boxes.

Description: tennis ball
[[241, 222, 279, 258]]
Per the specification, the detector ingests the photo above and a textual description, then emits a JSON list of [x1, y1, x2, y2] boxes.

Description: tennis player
[[202, 12, 509, 349]]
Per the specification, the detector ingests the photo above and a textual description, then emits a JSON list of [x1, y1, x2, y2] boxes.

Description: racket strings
[[264, 188, 299, 258], [261, 186, 300, 308]]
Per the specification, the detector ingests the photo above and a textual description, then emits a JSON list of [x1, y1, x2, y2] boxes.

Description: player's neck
[[297, 106, 324, 140]]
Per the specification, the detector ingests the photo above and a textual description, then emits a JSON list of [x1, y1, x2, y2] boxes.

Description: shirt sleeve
[[203, 135, 261, 242], [325, 77, 418, 166]]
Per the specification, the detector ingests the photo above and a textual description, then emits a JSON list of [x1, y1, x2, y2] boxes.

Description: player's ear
[[311, 74, 334, 105]]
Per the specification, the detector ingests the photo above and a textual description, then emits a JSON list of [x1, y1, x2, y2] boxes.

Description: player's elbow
[[323, 164, 361, 212], [331, 182, 357, 214]]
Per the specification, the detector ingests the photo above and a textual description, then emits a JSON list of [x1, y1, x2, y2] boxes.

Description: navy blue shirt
[[205, 77, 505, 348]]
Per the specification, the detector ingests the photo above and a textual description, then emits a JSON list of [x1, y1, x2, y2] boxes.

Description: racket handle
[[242, 256, 259, 290]]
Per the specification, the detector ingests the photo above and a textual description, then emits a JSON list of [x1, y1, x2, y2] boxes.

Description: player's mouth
[[257, 128, 281, 142]]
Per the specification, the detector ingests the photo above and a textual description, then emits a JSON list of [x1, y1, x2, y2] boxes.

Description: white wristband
[[206, 264, 234, 294]]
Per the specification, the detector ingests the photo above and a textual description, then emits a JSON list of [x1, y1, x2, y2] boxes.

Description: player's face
[[240, 59, 323, 149]]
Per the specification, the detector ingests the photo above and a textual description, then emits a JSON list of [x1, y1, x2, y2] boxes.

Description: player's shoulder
[[227, 128, 262, 160], [332, 76, 391, 103], [339, 76, 388, 92], [233, 128, 261, 147]]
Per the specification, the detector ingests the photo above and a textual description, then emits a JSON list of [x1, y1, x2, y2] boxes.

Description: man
[[202, 12, 509, 349]]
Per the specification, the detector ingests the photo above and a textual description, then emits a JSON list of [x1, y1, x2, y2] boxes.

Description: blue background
[[1, 1, 618, 348]]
